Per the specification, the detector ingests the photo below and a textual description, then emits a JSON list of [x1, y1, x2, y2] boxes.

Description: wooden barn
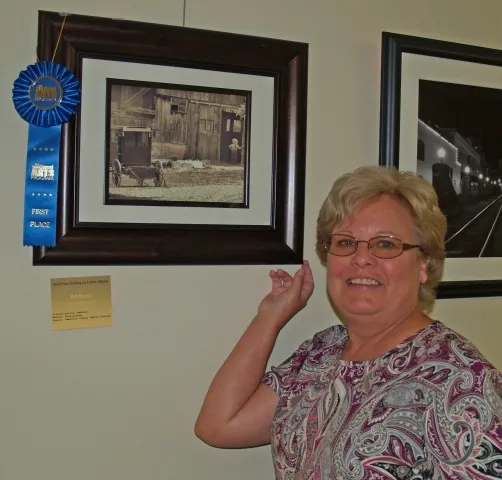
[[109, 84, 247, 165]]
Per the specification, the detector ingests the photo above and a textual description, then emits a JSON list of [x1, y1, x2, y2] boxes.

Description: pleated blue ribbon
[[12, 61, 80, 247]]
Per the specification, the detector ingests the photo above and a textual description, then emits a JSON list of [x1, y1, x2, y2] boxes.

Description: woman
[[195, 166, 502, 479]]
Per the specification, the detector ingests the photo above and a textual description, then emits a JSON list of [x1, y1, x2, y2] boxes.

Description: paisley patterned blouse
[[262, 321, 502, 479]]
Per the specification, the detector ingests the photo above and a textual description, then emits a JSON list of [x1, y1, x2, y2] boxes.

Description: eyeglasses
[[322, 234, 424, 259]]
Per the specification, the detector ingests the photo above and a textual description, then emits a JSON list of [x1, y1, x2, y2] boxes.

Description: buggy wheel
[[154, 161, 165, 187], [111, 159, 121, 187]]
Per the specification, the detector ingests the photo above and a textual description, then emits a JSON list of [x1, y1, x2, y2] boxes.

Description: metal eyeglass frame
[[323, 234, 424, 259]]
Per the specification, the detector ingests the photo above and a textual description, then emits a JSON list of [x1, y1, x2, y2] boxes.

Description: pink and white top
[[262, 321, 502, 479]]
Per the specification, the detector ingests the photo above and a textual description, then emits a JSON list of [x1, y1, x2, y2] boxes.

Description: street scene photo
[[417, 79, 502, 258], [105, 79, 250, 208]]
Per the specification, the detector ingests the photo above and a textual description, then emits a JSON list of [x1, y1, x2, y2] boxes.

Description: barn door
[[195, 104, 220, 161]]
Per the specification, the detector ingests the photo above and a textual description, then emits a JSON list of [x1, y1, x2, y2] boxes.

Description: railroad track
[[445, 194, 502, 258]]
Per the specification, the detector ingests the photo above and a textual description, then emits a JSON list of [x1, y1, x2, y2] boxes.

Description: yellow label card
[[50, 275, 112, 330]]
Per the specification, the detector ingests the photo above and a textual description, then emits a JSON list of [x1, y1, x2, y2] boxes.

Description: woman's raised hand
[[257, 260, 314, 330]]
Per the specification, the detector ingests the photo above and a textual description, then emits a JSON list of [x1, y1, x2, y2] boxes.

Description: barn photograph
[[104, 79, 250, 208]]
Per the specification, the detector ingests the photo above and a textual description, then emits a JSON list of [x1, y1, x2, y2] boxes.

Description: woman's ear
[[419, 257, 430, 284]]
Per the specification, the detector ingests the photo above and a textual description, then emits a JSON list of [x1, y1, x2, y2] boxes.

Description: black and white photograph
[[417, 80, 502, 258], [105, 79, 251, 208]]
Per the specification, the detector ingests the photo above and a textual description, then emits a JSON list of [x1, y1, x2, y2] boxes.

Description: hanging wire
[[51, 15, 68, 62], [183, 0, 187, 27], [36, 14, 68, 63]]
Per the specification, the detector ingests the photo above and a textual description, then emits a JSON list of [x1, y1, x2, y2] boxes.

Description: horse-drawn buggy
[[110, 126, 171, 188]]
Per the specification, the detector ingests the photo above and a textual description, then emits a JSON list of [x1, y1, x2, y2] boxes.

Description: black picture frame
[[33, 11, 309, 266], [379, 31, 502, 299]]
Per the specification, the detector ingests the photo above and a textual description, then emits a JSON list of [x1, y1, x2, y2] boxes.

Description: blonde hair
[[316, 166, 447, 313]]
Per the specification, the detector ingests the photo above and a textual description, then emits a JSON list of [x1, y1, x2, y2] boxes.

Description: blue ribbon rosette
[[12, 61, 80, 247]]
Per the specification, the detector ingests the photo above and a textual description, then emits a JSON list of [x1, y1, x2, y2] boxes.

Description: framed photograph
[[379, 32, 502, 299], [104, 79, 251, 209], [33, 11, 308, 265]]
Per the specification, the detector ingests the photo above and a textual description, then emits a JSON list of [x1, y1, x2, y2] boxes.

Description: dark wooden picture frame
[[379, 31, 502, 299], [34, 11, 308, 266]]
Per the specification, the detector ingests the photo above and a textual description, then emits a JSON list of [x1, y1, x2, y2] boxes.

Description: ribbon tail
[[23, 124, 61, 247]]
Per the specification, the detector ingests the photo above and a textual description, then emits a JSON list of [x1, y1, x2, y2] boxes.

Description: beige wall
[[1, 1, 501, 479]]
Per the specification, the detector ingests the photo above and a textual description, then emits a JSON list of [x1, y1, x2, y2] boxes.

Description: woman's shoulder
[[281, 324, 347, 363], [413, 320, 502, 378], [262, 324, 347, 395], [309, 323, 348, 351]]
